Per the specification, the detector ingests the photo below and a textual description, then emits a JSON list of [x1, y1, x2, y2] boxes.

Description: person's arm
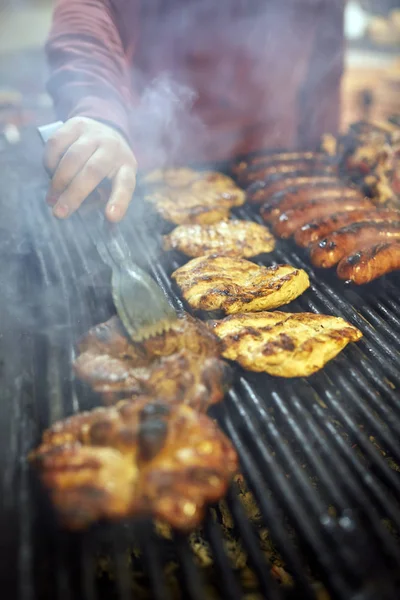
[[44, 0, 137, 222]]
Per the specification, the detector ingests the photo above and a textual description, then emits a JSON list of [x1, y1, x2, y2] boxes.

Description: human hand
[[44, 117, 137, 222]]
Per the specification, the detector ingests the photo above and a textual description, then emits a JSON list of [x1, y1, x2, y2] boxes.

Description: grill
[[3, 137, 400, 600]]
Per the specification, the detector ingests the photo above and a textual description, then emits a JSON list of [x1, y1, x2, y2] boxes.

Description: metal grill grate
[[3, 147, 400, 600]]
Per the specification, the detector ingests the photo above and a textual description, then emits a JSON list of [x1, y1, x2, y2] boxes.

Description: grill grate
[[3, 147, 400, 600]]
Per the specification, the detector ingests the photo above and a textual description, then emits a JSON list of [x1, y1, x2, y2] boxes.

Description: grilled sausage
[[310, 221, 400, 269], [247, 175, 338, 205], [272, 197, 375, 239], [237, 161, 337, 186], [295, 208, 400, 247], [260, 185, 361, 222], [337, 241, 400, 284], [232, 151, 329, 176]]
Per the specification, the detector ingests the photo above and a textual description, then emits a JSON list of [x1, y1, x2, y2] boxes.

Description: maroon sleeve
[[45, 0, 135, 142]]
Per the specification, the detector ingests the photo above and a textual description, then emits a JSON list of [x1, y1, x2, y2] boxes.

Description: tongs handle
[[37, 121, 132, 269]]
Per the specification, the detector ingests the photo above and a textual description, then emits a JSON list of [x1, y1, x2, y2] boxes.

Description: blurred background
[[0, 0, 399, 149]]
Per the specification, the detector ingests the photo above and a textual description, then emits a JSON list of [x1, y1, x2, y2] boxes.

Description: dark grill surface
[[2, 142, 400, 600]]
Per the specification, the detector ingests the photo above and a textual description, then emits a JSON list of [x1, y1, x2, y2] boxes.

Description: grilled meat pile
[[163, 219, 275, 258], [323, 119, 400, 207], [172, 256, 310, 314], [210, 311, 362, 378], [238, 148, 400, 284], [142, 168, 245, 225], [29, 397, 238, 531]]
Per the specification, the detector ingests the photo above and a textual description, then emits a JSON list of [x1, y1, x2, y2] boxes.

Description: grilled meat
[[143, 168, 245, 225], [246, 176, 338, 205], [210, 311, 362, 378], [172, 255, 310, 315], [143, 168, 236, 190], [74, 314, 228, 409], [295, 208, 400, 247], [163, 220, 275, 259], [337, 241, 400, 284], [29, 398, 238, 531], [232, 151, 333, 176], [260, 185, 364, 222], [236, 161, 336, 186], [310, 221, 400, 269], [271, 197, 374, 239]]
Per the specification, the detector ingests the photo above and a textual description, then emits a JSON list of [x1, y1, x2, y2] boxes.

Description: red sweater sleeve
[[45, 0, 134, 142]]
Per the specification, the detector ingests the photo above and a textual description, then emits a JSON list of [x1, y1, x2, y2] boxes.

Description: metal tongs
[[38, 122, 177, 342]]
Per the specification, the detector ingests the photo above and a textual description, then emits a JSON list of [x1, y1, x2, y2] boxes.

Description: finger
[[52, 148, 115, 219], [46, 138, 99, 205], [105, 165, 136, 222], [44, 121, 83, 175]]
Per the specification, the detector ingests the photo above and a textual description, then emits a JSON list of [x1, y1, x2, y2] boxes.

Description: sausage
[[272, 197, 375, 239], [337, 242, 400, 284], [295, 208, 400, 247], [260, 185, 361, 222], [247, 175, 338, 205], [237, 160, 337, 186], [309, 221, 400, 269], [232, 151, 329, 176]]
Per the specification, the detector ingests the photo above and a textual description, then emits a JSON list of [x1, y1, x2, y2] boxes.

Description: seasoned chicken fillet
[[163, 220, 275, 258], [30, 398, 238, 531], [172, 255, 310, 314], [142, 168, 236, 190], [210, 311, 362, 377], [143, 168, 245, 225], [74, 314, 229, 410]]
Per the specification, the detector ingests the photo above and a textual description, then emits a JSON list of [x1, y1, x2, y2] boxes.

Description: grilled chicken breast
[[210, 311, 362, 377], [172, 255, 310, 314], [30, 398, 238, 531], [143, 168, 236, 190], [143, 168, 245, 225], [163, 220, 275, 258], [74, 314, 229, 409]]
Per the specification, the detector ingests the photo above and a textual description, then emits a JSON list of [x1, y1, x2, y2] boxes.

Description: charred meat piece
[[163, 220, 275, 259], [295, 208, 400, 247], [310, 221, 400, 269], [246, 175, 338, 205], [260, 185, 364, 222], [29, 398, 238, 531], [74, 314, 228, 409], [143, 169, 245, 225], [172, 255, 309, 314], [337, 241, 400, 285], [210, 311, 362, 378], [271, 197, 374, 239]]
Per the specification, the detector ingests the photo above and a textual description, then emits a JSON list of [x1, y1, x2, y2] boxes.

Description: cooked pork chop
[[210, 311, 362, 377], [74, 314, 229, 409], [172, 255, 310, 314], [163, 220, 275, 258], [30, 398, 238, 531]]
